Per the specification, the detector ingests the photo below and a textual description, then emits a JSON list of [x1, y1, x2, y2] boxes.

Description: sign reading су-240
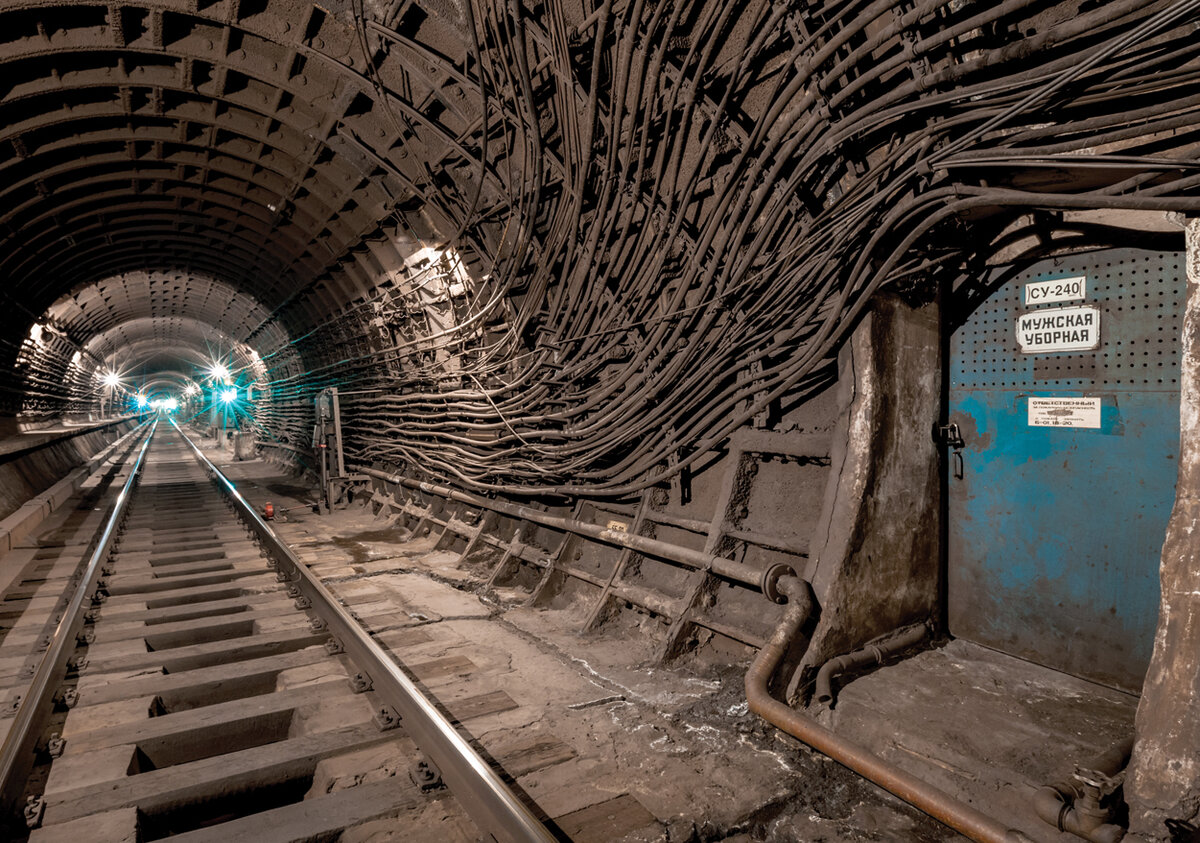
[[1015, 305, 1101, 354]]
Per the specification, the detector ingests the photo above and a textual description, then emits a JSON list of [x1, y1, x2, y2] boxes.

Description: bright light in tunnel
[[209, 363, 230, 382], [183, 383, 199, 396], [221, 388, 237, 403], [136, 394, 148, 407], [164, 397, 178, 411], [103, 371, 121, 388]]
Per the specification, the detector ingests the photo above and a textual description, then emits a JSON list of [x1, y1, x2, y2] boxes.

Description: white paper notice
[[1028, 396, 1102, 429]]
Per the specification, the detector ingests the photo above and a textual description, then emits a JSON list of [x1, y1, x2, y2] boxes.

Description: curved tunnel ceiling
[[46, 272, 287, 381], [2, 0, 1200, 493], [0, 0, 479, 413], [0, 0, 426, 313], [77, 318, 259, 373], [47, 272, 277, 339]]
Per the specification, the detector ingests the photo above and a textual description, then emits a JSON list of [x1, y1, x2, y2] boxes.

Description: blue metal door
[[948, 249, 1183, 692]]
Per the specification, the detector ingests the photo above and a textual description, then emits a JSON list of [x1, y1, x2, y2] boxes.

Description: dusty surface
[[216, 449, 964, 842], [19, 434, 433, 842], [210, 444, 1134, 842], [821, 640, 1137, 843], [0, 436, 1145, 843]]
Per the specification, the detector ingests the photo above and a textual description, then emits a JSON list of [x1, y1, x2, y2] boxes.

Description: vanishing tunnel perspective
[[0, 0, 1199, 840]]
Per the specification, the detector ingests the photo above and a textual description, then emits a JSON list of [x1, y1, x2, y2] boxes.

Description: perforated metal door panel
[[948, 249, 1184, 692]]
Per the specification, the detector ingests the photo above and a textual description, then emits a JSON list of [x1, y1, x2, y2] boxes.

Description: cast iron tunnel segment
[[0, 418, 557, 843]]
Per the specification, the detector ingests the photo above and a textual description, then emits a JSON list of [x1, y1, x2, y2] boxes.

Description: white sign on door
[[1015, 305, 1101, 353], [1025, 276, 1086, 305], [1028, 396, 1102, 429]]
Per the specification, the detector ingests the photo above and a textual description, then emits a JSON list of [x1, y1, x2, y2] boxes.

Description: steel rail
[[169, 419, 556, 843], [0, 417, 157, 820]]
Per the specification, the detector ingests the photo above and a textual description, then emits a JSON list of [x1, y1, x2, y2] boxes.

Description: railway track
[[0, 419, 555, 842]]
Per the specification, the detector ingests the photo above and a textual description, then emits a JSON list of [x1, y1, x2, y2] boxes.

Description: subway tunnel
[[1, 0, 1200, 840]]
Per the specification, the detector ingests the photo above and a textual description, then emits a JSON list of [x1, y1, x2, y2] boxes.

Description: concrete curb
[[0, 422, 146, 555]]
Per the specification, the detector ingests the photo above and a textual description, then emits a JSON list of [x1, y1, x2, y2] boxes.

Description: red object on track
[[264, 502, 274, 520]]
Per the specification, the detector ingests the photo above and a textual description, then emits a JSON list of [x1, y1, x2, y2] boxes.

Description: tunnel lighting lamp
[[210, 363, 230, 381], [136, 394, 148, 407], [102, 372, 121, 388], [183, 383, 199, 396], [163, 397, 178, 411], [221, 388, 237, 403]]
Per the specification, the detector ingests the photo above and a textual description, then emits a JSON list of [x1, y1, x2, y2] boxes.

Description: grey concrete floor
[[211, 446, 1133, 843]]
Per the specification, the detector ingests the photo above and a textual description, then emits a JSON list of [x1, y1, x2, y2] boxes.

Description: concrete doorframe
[[1127, 217, 1200, 840]]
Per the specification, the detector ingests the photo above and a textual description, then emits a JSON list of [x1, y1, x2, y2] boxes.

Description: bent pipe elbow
[[744, 575, 814, 698], [813, 654, 852, 705], [746, 577, 1030, 843], [813, 623, 930, 705], [1034, 785, 1076, 832], [1034, 786, 1125, 843], [1032, 738, 1133, 843], [1088, 738, 1135, 779]]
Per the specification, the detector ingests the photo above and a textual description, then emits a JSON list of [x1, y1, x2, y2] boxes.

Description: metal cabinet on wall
[[948, 249, 1184, 693]]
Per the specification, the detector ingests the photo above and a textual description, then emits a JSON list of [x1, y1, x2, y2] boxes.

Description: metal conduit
[[239, 0, 1200, 502]]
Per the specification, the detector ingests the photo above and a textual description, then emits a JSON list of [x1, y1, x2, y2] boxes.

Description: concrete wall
[[797, 293, 943, 692], [0, 420, 140, 549], [1127, 218, 1200, 840]]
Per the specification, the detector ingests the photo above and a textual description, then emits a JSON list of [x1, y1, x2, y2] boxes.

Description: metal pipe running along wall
[[357, 466, 785, 591], [745, 575, 1033, 843], [365, 463, 1040, 839]]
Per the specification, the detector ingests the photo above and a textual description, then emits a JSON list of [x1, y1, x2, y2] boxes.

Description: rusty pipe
[[745, 576, 1032, 843], [357, 466, 770, 588], [1033, 738, 1133, 843], [813, 622, 929, 706]]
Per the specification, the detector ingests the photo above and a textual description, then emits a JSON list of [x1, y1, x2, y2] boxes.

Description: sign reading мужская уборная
[[1015, 304, 1101, 353]]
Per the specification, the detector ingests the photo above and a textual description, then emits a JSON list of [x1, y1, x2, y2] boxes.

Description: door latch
[[934, 422, 965, 449], [934, 422, 966, 479]]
